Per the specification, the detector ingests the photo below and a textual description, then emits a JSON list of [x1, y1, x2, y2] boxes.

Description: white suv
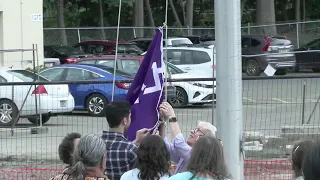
[[164, 45, 216, 78]]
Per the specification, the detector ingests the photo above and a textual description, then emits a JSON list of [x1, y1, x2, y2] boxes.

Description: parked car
[[75, 55, 177, 99], [162, 45, 216, 78], [44, 45, 92, 64], [294, 38, 320, 72], [0, 67, 74, 126], [73, 40, 143, 55], [39, 64, 133, 116], [241, 35, 296, 76], [166, 62, 216, 107], [130, 37, 193, 52]]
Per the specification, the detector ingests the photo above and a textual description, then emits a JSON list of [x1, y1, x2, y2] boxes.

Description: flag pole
[[163, 0, 168, 102], [111, 0, 122, 102], [215, 0, 244, 179]]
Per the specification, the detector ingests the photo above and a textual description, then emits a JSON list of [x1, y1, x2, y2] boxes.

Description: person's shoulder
[[169, 172, 192, 179], [120, 169, 140, 180]]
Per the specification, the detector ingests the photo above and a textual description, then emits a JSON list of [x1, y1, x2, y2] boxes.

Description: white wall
[[0, 0, 43, 68]]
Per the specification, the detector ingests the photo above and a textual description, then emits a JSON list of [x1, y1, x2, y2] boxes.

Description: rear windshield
[[96, 66, 133, 78], [96, 59, 140, 74], [8, 70, 49, 82], [117, 44, 143, 54], [51, 46, 86, 55], [269, 38, 292, 46]]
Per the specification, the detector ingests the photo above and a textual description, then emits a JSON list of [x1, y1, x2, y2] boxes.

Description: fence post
[[77, 29, 81, 43], [248, 22, 250, 35], [296, 22, 300, 48], [301, 80, 306, 124]]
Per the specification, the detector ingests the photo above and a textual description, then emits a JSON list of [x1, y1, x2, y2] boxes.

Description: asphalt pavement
[[1, 71, 320, 163]]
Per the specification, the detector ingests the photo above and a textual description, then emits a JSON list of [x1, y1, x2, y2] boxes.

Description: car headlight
[[188, 82, 211, 88]]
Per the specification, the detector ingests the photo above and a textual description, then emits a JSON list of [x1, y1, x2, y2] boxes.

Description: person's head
[[58, 132, 81, 165], [105, 101, 131, 133], [187, 121, 217, 146], [134, 135, 170, 179], [70, 134, 107, 180], [302, 141, 320, 180], [291, 140, 313, 178], [187, 136, 229, 179]]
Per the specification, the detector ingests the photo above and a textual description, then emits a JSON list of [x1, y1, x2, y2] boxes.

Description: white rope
[[164, 0, 169, 102], [111, 0, 122, 101]]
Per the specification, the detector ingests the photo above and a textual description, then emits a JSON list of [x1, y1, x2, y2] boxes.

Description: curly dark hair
[[187, 136, 230, 180], [292, 140, 313, 178], [58, 132, 81, 165], [134, 135, 170, 180], [302, 141, 320, 180]]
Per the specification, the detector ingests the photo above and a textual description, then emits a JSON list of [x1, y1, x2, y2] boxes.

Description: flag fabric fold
[[126, 27, 165, 141]]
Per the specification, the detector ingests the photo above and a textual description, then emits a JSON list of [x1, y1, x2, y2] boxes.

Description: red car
[[73, 40, 143, 55], [75, 55, 176, 98]]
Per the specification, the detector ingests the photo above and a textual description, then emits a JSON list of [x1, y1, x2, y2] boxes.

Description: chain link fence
[[44, 20, 320, 48], [1, 75, 320, 179]]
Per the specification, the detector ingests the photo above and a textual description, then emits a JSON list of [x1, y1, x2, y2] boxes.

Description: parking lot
[[1, 71, 320, 165]]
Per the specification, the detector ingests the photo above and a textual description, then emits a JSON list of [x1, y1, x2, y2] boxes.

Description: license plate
[[280, 49, 288, 53], [60, 100, 67, 107]]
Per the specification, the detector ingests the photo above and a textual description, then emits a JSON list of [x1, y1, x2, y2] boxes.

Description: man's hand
[[133, 128, 149, 145], [159, 102, 176, 121]]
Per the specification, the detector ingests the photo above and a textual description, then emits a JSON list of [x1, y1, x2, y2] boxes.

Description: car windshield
[[170, 39, 193, 45], [269, 38, 292, 46], [96, 66, 133, 78], [8, 70, 49, 82], [117, 44, 143, 54], [167, 62, 185, 74], [51, 46, 86, 55], [99, 60, 140, 74]]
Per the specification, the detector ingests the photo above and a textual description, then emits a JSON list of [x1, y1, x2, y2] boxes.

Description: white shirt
[[121, 168, 170, 180]]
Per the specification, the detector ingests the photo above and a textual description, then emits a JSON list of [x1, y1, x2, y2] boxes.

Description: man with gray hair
[[159, 102, 217, 175]]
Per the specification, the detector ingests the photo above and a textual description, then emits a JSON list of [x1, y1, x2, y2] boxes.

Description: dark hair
[[58, 132, 81, 165], [105, 101, 131, 128], [291, 140, 313, 178], [134, 135, 170, 180], [187, 136, 229, 180], [302, 142, 320, 180]]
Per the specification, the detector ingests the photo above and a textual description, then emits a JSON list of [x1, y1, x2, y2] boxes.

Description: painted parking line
[[0, 128, 29, 132], [272, 98, 290, 104], [243, 97, 256, 102]]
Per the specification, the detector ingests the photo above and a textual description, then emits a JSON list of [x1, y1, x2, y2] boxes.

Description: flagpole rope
[[164, 0, 169, 102], [111, 0, 122, 102]]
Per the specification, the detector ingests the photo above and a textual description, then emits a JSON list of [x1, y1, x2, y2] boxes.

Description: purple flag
[[126, 27, 164, 141]]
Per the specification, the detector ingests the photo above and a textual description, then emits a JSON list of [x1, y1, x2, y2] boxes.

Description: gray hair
[[70, 133, 106, 180], [197, 121, 217, 137]]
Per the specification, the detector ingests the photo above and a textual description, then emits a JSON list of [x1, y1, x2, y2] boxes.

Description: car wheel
[[312, 68, 320, 73], [275, 69, 288, 75], [0, 99, 18, 126], [168, 87, 188, 107], [27, 115, 51, 125], [86, 94, 108, 117], [246, 59, 261, 76]]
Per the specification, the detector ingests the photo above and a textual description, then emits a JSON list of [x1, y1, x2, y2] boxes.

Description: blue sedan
[[39, 64, 133, 116]]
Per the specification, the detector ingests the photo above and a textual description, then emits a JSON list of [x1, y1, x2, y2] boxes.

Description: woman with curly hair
[[291, 140, 313, 180], [170, 136, 230, 180], [121, 135, 171, 180]]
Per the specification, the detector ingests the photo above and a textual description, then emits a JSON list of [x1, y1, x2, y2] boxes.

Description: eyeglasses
[[192, 128, 206, 135]]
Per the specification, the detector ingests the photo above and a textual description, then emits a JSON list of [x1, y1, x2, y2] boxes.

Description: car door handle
[[184, 67, 191, 70]]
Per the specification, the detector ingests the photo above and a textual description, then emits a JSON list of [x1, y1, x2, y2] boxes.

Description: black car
[[129, 38, 152, 52], [294, 38, 320, 72], [44, 45, 92, 64], [241, 35, 296, 76]]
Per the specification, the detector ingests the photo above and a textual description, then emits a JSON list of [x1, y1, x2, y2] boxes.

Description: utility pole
[[215, 0, 244, 179]]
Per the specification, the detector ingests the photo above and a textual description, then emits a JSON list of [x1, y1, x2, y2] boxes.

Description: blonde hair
[[197, 121, 217, 137]]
